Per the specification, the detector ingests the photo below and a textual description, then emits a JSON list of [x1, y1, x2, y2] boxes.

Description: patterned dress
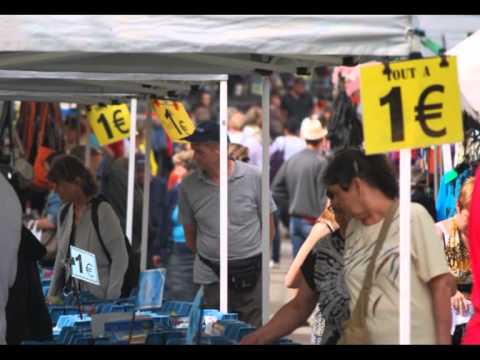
[[301, 229, 350, 344]]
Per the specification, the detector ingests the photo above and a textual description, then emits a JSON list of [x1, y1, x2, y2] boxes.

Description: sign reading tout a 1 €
[[359, 56, 463, 155]]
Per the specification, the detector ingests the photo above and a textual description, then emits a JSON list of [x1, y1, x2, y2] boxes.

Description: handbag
[[32, 103, 63, 190], [338, 200, 399, 345]]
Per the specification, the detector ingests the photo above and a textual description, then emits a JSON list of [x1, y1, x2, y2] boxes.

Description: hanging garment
[[462, 168, 480, 344], [435, 169, 472, 221], [326, 90, 363, 150]]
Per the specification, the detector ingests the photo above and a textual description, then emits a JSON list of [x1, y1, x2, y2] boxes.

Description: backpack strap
[[59, 198, 113, 265], [90, 195, 113, 264], [59, 203, 72, 226]]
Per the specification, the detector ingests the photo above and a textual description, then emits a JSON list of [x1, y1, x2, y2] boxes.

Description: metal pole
[[442, 144, 452, 173], [219, 80, 229, 313], [433, 146, 438, 202], [399, 149, 411, 344], [85, 105, 91, 169], [261, 76, 271, 325], [140, 99, 152, 271], [126, 98, 137, 245]]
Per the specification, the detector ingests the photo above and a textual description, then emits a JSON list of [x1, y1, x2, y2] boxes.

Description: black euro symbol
[[414, 84, 447, 138], [165, 109, 183, 135], [113, 110, 129, 135]]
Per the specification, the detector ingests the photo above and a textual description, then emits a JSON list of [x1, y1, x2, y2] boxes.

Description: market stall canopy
[[414, 15, 480, 52], [0, 15, 414, 74], [0, 70, 224, 102], [447, 30, 480, 122]]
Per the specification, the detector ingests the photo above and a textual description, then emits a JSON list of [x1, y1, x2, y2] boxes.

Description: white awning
[[0, 15, 414, 74]]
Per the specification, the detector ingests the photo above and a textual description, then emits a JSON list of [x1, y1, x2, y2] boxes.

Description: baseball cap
[[183, 121, 230, 143]]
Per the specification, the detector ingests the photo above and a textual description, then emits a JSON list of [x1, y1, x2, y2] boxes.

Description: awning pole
[[433, 146, 438, 202], [140, 98, 152, 271], [85, 105, 91, 168], [399, 148, 411, 344], [126, 98, 137, 244], [219, 79, 229, 313], [261, 75, 271, 325]]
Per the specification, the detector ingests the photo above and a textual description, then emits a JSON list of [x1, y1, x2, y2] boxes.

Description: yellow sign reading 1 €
[[87, 104, 131, 146], [359, 56, 463, 155], [152, 100, 195, 143]]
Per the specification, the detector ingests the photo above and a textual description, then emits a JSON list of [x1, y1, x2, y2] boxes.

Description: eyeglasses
[[241, 157, 250, 162]]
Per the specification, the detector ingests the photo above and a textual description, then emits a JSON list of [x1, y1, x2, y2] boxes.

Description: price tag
[[87, 104, 131, 145], [152, 100, 195, 142], [360, 56, 464, 154], [70, 246, 100, 286]]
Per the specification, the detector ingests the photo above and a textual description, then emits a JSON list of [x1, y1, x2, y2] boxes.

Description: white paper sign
[[451, 301, 474, 335], [70, 246, 100, 286], [27, 220, 43, 242]]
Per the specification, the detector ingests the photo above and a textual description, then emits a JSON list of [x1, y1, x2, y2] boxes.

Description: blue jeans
[[163, 243, 199, 302], [289, 216, 314, 258], [271, 211, 281, 263]]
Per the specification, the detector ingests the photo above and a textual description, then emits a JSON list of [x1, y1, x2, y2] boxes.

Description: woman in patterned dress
[[435, 177, 475, 344], [240, 201, 350, 345]]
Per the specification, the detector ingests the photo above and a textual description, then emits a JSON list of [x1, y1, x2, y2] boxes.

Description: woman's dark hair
[[47, 155, 98, 197], [45, 151, 63, 167], [323, 148, 398, 199]]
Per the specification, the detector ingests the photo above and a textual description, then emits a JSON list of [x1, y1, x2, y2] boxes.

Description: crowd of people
[[0, 69, 479, 346]]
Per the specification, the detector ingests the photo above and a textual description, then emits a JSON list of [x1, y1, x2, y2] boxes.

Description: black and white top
[[301, 229, 350, 345]]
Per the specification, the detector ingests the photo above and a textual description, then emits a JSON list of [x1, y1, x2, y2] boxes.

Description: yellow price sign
[[87, 104, 131, 146], [360, 56, 463, 154], [152, 100, 195, 142]]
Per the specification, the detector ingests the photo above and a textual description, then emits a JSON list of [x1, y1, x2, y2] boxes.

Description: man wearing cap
[[272, 118, 328, 258], [178, 121, 276, 327]]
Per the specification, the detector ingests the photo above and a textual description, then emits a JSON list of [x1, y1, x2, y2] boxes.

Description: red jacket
[[463, 168, 480, 344]]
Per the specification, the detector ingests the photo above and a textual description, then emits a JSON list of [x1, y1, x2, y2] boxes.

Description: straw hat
[[300, 117, 328, 140]]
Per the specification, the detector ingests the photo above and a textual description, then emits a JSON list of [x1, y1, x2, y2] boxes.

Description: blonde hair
[[318, 205, 336, 224], [458, 177, 475, 210], [172, 150, 194, 166], [229, 143, 249, 161], [245, 106, 263, 128], [228, 110, 247, 131]]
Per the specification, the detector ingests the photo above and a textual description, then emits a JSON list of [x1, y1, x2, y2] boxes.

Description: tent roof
[[0, 70, 223, 102], [414, 15, 480, 52], [0, 15, 414, 74]]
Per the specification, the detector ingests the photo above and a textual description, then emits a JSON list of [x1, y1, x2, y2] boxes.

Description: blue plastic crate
[[223, 323, 254, 342], [111, 304, 135, 313], [58, 327, 76, 344], [165, 338, 186, 345], [145, 329, 186, 345], [200, 336, 235, 345], [236, 327, 255, 342], [161, 301, 192, 317], [95, 303, 114, 313], [21, 340, 58, 345], [48, 306, 80, 325]]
